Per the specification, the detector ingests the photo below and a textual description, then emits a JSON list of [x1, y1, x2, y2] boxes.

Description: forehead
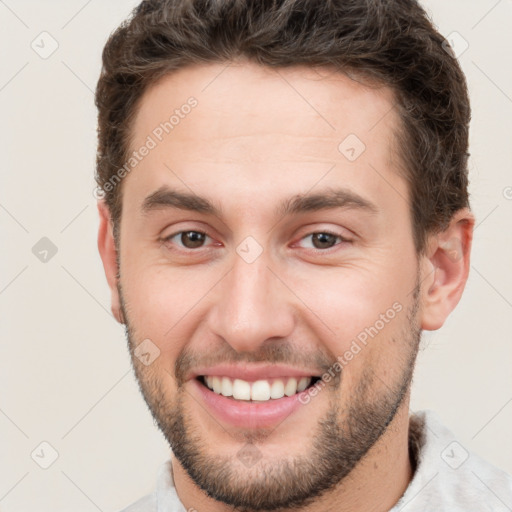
[[123, 61, 406, 215], [132, 61, 398, 151]]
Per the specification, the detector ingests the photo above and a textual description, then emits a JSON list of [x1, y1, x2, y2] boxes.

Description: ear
[[97, 201, 124, 324], [420, 208, 475, 331]]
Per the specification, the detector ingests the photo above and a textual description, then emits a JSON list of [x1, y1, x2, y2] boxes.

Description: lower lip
[[190, 378, 311, 429]]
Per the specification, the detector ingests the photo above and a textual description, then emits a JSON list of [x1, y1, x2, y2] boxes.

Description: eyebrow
[[142, 187, 223, 217], [141, 185, 378, 218], [277, 188, 378, 217]]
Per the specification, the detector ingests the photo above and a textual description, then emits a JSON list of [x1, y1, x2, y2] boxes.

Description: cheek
[[121, 263, 215, 357], [285, 259, 416, 375], [292, 266, 409, 334]]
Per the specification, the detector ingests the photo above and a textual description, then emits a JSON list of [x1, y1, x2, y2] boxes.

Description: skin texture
[[98, 61, 474, 512]]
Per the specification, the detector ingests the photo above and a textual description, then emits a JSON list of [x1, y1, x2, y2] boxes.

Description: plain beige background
[[0, 0, 511, 510]]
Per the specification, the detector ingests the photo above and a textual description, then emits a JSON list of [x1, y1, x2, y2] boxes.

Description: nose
[[206, 250, 296, 353]]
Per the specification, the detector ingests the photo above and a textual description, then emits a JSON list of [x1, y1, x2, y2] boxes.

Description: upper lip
[[188, 364, 321, 382]]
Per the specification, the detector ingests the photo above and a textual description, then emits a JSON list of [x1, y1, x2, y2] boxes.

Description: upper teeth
[[204, 376, 312, 401]]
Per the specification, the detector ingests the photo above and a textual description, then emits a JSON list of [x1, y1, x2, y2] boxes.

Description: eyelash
[[162, 230, 215, 250], [160, 229, 350, 253], [295, 231, 350, 251]]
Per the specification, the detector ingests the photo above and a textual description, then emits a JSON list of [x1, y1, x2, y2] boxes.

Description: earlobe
[[97, 201, 124, 324], [420, 208, 475, 331]]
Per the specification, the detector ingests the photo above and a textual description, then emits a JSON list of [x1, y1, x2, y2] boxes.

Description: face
[[113, 62, 424, 510]]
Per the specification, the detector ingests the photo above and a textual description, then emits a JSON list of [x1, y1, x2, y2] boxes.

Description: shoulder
[[392, 410, 512, 512], [118, 492, 157, 512], [118, 460, 185, 512]]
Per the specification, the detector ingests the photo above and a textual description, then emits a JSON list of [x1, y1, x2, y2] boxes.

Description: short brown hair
[[95, 0, 471, 253]]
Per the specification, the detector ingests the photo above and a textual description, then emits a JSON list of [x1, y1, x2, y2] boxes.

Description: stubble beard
[[120, 283, 421, 511]]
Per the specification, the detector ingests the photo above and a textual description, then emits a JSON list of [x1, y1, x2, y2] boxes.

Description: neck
[[173, 398, 414, 512]]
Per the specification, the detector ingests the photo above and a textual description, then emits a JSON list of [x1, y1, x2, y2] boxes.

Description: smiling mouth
[[197, 375, 321, 402]]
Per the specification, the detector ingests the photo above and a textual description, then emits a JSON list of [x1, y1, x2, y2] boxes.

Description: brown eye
[[164, 230, 210, 249], [310, 232, 339, 249], [312, 233, 338, 249], [301, 231, 348, 250], [180, 231, 206, 248]]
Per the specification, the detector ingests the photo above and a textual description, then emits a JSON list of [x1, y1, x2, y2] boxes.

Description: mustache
[[174, 341, 337, 386]]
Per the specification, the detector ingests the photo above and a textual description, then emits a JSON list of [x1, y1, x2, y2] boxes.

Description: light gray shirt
[[120, 410, 512, 511]]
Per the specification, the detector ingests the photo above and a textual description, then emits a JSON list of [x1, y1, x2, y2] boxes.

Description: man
[[95, 0, 512, 511]]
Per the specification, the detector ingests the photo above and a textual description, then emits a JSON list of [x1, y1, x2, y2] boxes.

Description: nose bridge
[[209, 249, 294, 352]]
